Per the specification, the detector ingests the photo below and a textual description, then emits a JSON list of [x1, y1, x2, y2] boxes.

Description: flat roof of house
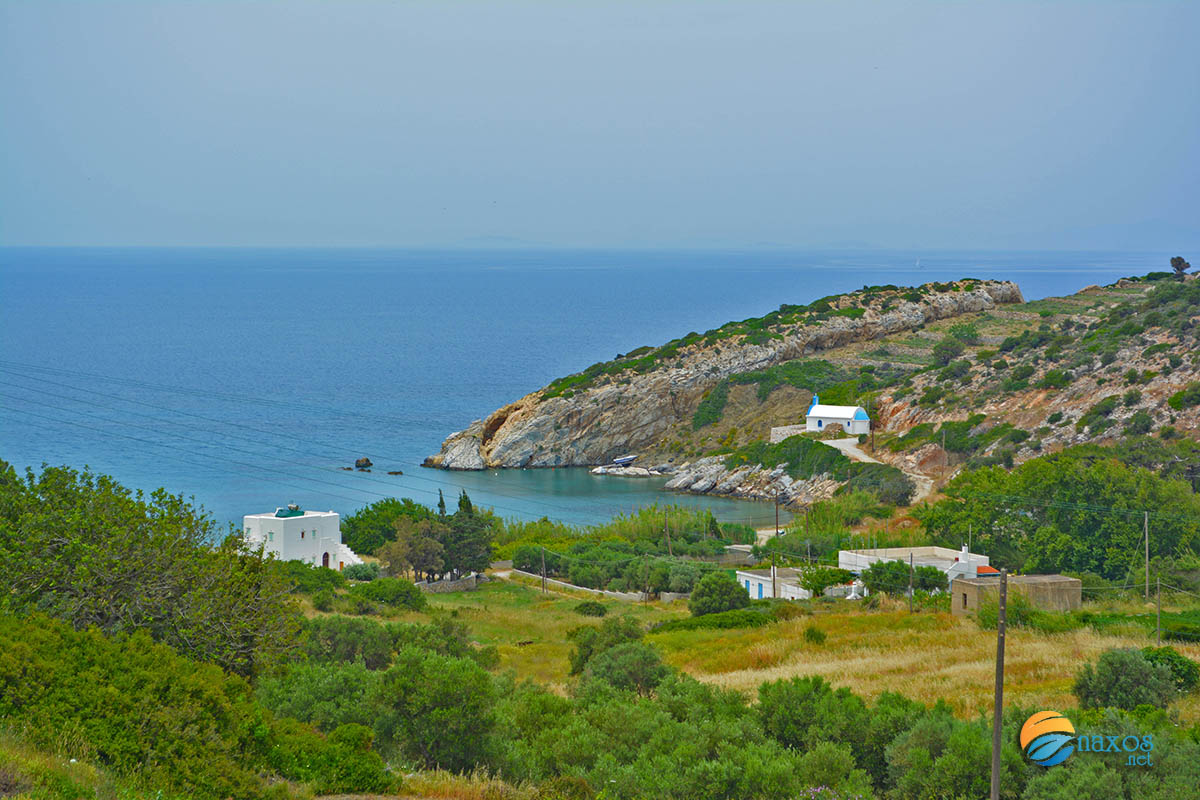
[[841, 546, 985, 571], [736, 568, 805, 581], [953, 574, 1081, 587], [244, 509, 338, 520]]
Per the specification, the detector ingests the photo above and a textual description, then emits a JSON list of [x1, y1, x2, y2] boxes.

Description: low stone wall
[[511, 569, 647, 601], [659, 592, 690, 604], [416, 573, 478, 593], [769, 424, 807, 443]]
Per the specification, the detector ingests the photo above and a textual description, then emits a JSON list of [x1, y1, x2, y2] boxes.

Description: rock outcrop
[[663, 457, 843, 505], [425, 281, 1024, 470]]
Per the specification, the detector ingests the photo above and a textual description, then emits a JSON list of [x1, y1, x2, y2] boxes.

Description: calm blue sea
[[0, 247, 1172, 528]]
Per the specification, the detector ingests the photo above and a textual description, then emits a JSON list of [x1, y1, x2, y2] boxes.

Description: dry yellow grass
[[651, 607, 1200, 721]]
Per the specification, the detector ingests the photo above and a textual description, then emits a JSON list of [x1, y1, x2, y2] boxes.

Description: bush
[[342, 562, 380, 581], [689, 572, 751, 616], [347, 577, 427, 611], [1074, 648, 1178, 710], [574, 601, 608, 617], [256, 662, 381, 732], [372, 646, 496, 771], [567, 616, 644, 674], [1142, 646, 1200, 693], [1167, 382, 1200, 411], [312, 589, 334, 612], [584, 641, 670, 696], [932, 336, 966, 365], [804, 626, 827, 644], [652, 608, 771, 633]]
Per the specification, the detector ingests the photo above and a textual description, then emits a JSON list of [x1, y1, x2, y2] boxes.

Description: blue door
[[745, 579, 750, 592], [757, 583, 763, 599]]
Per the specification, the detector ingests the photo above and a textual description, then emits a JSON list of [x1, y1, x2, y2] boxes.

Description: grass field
[[399, 577, 1200, 722]]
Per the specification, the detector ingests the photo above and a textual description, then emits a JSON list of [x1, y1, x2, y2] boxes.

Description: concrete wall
[[511, 569, 647, 601], [951, 577, 1082, 616]]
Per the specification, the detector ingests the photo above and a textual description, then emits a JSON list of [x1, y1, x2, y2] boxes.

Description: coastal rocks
[[355, 457, 373, 470], [426, 281, 1024, 470], [590, 465, 662, 477], [664, 457, 842, 506]]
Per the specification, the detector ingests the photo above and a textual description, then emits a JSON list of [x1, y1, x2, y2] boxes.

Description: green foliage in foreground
[[1074, 648, 1178, 710], [0, 461, 299, 678], [0, 613, 393, 800]]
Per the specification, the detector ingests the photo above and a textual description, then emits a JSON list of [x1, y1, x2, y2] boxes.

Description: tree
[[376, 538, 411, 578], [688, 571, 750, 616], [1074, 648, 1178, 710], [0, 462, 298, 677], [932, 336, 965, 366], [800, 566, 854, 597], [861, 559, 911, 596], [372, 646, 497, 771], [567, 616, 644, 674], [584, 641, 670, 696], [341, 496, 434, 556], [1171, 256, 1192, 281]]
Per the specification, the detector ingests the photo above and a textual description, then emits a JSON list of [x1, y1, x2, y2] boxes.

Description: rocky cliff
[[425, 280, 1025, 470]]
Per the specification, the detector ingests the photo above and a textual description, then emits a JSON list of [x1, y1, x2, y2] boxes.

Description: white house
[[838, 544, 988, 584], [243, 504, 362, 570], [805, 395, 871, 435], [735, 566, 865, 601]]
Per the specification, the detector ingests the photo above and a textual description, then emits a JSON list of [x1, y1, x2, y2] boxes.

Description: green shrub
[[256, 662, 381, 732], [932, 337, 965, 365], [341, 562, 380, 581], [1124, 410, 1153, 435], [312, 589, 334, 612], [1167, 382, 1200, 411], [689, 572, 751, 617], [567, 616, 644, 675], [347, 577, 427, 611], [1073, 648, 1177, 710], [583, 641, 670, 696], [574, 601, 608, 617], [1141, 646, 1200, 693], [804, 626, 827, 644], [653, 608, 770, 633], [691, 380, 729, 429]]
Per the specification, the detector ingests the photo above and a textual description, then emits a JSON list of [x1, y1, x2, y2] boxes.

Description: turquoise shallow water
[[0, 247, 1171, 527]]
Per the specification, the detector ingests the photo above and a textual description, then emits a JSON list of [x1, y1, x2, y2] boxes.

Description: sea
[[0, 247, 1173, 530]]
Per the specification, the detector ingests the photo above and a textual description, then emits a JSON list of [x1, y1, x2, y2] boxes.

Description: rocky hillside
[[424, 279, 1024, 470]]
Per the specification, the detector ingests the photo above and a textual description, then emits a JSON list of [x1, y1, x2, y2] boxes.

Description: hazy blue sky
[[1, 1, 1196, 250]]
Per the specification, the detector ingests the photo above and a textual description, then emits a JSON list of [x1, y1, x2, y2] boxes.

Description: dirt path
[[822, 437, 934, 504]]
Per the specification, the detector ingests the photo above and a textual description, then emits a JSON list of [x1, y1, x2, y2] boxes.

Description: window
[[818, 419, 824, 428], [962, 593, 967, 609], [301, 530, 305, 539], [268, 532, 274, 542], [745, 579, 750, 591]]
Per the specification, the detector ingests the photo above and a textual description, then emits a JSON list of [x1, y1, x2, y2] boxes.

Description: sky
[[1, 1, 1197, 251]]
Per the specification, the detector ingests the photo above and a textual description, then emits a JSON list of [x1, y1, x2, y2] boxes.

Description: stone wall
[[416, 573, 479, 593]]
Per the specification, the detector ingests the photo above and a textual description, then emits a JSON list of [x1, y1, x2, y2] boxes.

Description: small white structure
[[838, 544, 988, 583], [805, 395, 871, 436], [243, 503, 362, 571]]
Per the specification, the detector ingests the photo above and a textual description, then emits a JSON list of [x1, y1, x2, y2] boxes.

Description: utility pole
[[804, 506, 810, 539], [775, 493, 780, 538], [772, 552, 778, 599], [1156, 576, 1162, 647], [908, 553, 914, 614], [1145, 511, 1150, 601], [990, 569, 1008, 800], [540, 546, 546, 594]]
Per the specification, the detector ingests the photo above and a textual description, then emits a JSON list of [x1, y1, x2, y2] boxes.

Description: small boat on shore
[[611, 454, 638, 467]]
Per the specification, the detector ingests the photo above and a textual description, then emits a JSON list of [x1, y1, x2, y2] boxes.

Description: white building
[[838, 544, 988, 584], [735, 566, 864, 601], [805, 395, 871, 435], [243, 504, 362, 570]]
